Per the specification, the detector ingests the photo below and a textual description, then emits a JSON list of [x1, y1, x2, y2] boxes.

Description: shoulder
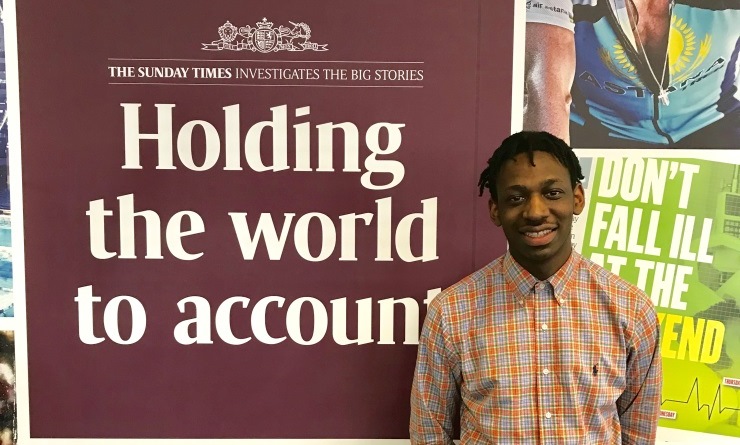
[[575, 255, 657, 327], [579, 255, 640, 292], [428, 256, 505, 320]]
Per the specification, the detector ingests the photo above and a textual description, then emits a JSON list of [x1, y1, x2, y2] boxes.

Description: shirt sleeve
[[409, 298, 462, 445], [526, 0, 575, 32], [616, 294, 662, 444]]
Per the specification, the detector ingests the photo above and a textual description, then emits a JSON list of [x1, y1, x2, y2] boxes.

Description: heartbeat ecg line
[[662, 378, 740, 420]]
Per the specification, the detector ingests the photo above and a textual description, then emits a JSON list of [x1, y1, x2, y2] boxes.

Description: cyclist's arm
[[523, 22, 576, 143]]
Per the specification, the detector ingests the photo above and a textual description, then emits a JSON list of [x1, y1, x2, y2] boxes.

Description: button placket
[[535, 280, 557, 429]]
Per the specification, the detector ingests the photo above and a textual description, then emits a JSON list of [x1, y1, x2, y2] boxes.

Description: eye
[[507, 195, 525, 204], [545, 189, 564, 199]]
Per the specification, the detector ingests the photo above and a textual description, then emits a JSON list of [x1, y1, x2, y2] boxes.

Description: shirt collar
[[503, 250, 581, 305]]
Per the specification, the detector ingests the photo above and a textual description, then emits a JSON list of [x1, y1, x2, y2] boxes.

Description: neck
[[628, 0, 672, 76], [511, 248, 572, 281]]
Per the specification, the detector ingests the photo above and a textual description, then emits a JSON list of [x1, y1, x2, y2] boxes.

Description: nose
[[524, 194, 549, 221]]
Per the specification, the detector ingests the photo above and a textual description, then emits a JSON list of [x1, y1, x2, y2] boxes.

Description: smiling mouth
[[524, 228, 555, 238], [520, 227, 557, 246]]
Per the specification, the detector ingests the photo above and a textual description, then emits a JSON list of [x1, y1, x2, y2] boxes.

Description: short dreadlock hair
[[478, 131, 584, 201]]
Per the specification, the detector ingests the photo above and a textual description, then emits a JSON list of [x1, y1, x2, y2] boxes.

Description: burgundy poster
[[14, 0, 515, 439]]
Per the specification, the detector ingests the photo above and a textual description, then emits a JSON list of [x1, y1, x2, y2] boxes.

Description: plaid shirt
[[410, 251, 661, 444]]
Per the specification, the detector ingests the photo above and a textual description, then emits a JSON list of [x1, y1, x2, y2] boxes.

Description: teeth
[[525, 229, 553, 238]]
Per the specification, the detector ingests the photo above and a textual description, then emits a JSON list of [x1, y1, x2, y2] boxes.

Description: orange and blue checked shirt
[[410, 251, 661, 444]]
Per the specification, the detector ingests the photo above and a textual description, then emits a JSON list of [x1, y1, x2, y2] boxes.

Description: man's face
[[489, 151, 585, 279]]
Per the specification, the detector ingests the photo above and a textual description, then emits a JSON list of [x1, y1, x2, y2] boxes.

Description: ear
[[489, 199, 502, 226], [573, 183, 585, 215]]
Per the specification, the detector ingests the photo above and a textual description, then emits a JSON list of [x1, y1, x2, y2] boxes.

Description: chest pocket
[[572, 356, 624, 413]]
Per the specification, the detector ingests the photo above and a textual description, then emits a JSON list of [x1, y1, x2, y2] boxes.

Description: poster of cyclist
[[523, 0, 739, 149]]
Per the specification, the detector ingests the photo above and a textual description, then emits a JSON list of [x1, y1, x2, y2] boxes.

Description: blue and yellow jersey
[[527, 0, 739, 145]]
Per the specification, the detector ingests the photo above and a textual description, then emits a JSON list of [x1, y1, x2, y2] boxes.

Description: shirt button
[[541, 323, 548, 330], [543, 368, 550, 375], [545, 412, 552, 419]]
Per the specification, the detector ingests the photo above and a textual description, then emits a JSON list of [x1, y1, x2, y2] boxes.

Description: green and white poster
[[575, 150, 740, 438]]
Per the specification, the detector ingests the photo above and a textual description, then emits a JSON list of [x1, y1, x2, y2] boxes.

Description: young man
[[410, 131, 661, 444]]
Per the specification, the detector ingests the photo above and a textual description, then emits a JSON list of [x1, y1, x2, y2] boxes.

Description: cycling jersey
[[527, 0, 739, 145]]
